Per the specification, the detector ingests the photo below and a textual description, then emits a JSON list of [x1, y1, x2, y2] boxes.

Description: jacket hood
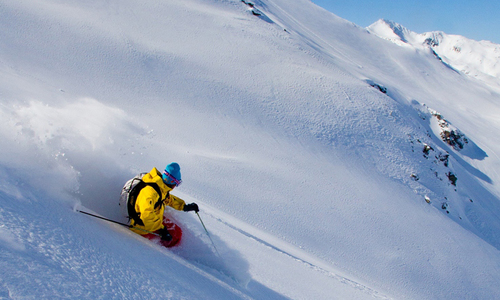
[[142, 167, 172, 198]]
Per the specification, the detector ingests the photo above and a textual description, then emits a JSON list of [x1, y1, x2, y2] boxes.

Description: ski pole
[[196, 212, 221, 257], [77, 210, 159, 236]]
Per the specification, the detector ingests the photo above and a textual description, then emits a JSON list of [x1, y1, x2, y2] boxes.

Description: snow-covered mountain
[[368, 19, 500, 90], [1, 0, 500, 299]]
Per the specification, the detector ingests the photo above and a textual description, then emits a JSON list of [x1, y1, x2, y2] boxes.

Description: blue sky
[[311, 0, 500, 44]]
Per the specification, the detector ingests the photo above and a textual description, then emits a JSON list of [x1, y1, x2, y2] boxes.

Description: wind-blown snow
[[1, 0, 500, 299]]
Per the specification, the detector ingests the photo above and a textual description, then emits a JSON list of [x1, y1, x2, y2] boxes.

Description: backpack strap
[[128, 180, 163, 226], [150, 183, 163, 209]]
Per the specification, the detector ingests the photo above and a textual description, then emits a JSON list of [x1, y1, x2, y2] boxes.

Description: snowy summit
[[1, 0, 500, 299], [368, 19, 500, 89]]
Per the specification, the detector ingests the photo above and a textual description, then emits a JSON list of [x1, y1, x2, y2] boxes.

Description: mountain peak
[[368, 19, 500, 85], [367, 19, 413, 44]]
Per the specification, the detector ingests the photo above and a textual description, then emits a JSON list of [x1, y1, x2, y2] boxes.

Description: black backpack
[[119, 173, 162, 226]]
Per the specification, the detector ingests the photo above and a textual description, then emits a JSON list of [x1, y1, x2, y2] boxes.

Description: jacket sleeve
[[134, 186, 164, 233], [166, 194, 186, 211]]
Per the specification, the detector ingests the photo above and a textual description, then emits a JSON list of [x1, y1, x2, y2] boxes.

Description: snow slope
[[1, 0, 500, 299]]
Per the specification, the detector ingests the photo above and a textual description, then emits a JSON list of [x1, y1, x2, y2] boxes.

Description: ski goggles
[[163, 171, 182, 187]]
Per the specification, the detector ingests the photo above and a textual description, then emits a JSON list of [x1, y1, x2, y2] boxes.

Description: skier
[[129, 162, 199, 246]]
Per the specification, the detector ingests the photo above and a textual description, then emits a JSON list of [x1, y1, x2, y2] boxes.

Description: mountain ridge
[[367, 19, 500, 89]]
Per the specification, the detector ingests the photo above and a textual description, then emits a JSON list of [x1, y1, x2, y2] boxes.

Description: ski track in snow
[[157, 247, 255, 300], [202, 209, 391, 300], [75, 204, 257, 300]]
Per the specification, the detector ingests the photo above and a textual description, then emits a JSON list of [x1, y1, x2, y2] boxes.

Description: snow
[[368, 19, 500, 91], [1, 0, 500, 299]]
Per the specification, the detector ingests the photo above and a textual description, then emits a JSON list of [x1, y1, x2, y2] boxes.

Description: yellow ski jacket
[[130, 168, 186, 235]]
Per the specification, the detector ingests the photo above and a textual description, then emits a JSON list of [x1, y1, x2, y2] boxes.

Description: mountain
[[1, 0, 500, 299], [368, 19, 500, 91]]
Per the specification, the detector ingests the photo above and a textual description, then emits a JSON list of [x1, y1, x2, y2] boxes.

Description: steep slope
[[0, 0, 500, 299], [0, 191, 253, 299]]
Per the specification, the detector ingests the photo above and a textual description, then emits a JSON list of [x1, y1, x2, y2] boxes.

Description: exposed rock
[[447, 172, 458, 186], [429, 110, 469, 151], [365, 79, 387, 94], [423, 143, 434, 158]]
